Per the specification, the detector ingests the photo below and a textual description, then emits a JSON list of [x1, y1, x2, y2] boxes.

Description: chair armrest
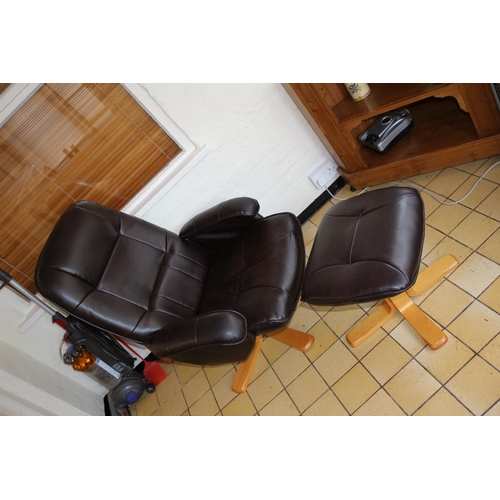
[[179, 197, 262, 249], [149, 310, 255, 365]]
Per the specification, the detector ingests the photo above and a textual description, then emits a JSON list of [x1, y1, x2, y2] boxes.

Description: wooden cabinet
[[284, 83, 500, 189]]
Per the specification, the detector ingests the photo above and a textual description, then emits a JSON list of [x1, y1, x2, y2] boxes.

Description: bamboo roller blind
[[0, 83, 181, 292]]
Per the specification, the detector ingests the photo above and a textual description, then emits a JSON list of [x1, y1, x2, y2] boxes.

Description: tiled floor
[[131, 155, 500, 417]]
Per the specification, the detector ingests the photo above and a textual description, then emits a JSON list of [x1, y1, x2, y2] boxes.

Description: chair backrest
[[35, 201, 210, 343]]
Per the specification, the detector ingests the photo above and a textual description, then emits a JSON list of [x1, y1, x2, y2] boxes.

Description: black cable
[[65, 316, 135, 366]]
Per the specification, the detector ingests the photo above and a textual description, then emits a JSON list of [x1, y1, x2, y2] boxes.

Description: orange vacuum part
[[71, 348, 96, 372]]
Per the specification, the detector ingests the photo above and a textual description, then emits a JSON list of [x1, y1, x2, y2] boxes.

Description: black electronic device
[[359, 109, 414, 154]]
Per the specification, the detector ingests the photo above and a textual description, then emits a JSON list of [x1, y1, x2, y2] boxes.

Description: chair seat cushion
[[35, 201, 210, 342], [301, 187, 425, 305], [199, 213, 305, 333]]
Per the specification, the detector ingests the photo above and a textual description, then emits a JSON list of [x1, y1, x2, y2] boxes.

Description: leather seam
[[163, 265, 205, 283], [349, 214, 362, 265], [155, 293, 197, 311], [306, 259, 409, 282]]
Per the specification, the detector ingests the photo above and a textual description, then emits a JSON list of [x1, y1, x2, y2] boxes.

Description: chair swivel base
[[232, 327, 315, 394], [346, 254, 459, 350]]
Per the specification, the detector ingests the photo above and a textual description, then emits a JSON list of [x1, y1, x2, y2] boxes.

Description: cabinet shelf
[[353, 97, 479, 169], [333, 83, 453, 126]]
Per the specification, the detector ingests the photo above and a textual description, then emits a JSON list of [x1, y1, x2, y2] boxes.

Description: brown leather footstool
[[301, 187, 458, 350]]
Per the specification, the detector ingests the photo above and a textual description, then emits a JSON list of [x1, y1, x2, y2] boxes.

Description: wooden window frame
[[0, 83, 210, 218]]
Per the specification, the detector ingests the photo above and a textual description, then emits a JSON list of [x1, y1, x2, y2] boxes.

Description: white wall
[[0, 83, 332, 415], [139, 83, 331, 231], [0, 287, 106, 415]]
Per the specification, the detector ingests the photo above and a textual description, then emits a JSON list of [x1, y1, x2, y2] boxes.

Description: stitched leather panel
[[200, 213, 305, 332], [35, 201, 209, 342], [302, 187, 425, 305]]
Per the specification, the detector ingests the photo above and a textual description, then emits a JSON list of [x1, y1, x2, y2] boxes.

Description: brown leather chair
[[35, 198, 314, 393]]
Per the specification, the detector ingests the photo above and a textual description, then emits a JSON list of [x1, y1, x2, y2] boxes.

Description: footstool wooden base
[[346, 254, 459, 349]]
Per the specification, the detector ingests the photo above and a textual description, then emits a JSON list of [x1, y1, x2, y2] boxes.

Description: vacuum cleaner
[[0, 268, 156, 415]]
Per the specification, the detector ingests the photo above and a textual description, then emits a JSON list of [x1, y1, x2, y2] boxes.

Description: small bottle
[[344, 83, 371, 101]]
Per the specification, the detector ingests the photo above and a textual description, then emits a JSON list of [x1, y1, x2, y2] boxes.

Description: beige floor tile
[[259, 390, 300, 416], [151, 409, 162, 416], [448, 300, 500, 352], [479, 277, 500, 314], [332, 363, 380, 414], [420, 281, 473, 327], [247, 367, 284, 411], [272, 348, 311, 387], [323, 304, 366, 337], [305, 320, 337, 362], [449, 176, 498, 209], [422, 225, 446, 258], [359, 300, 379, 313], [289, 303, 321, 332], [310, 303, 333, 318], [416, 332, 474, 384], [419, 191, 442, 218], [475, 155, 500, 182], [158, 360, 176, 376], [446, 356, 500, 415], [309, 202, 332, 227], [448, 253, 500, 297], [479, 334, 500, 372], [478, 228, 500, 265], [476, 186, 500, 222], [160, 390, 188, 416], [426, 203, 471, 234], [222, 392, 257, 416], [425, 168, 470, 198], [135, 390, 160, 416], [305, 240, 314, 258], [203, 363, 234, 387], [189, 390, 220, 416], [182, 369, 211, 407], [422, 236, 473, 268], [286, 366, 329, 413], [314, 339, 358, 386], [261, 336, 289, 364], [302, 390, 349, 416], [302, 221, 318, 246], [353, 389, 406, 416], [362, 336, 412, 385], [406, 169, 442, 187], [484, 400, 500, 416], [449, 212, 500, 250], [384, 360, 441, 415], [413, 388, 473, 416], [155, 371, 182, 405], [174, 363, 202, 386], [454, 158, 489, 175], [212, 368, 238, 409], [389, 319, 427, 356]]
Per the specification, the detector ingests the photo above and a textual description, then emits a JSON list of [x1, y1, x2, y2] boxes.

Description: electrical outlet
[[308, 159, 339, 189]]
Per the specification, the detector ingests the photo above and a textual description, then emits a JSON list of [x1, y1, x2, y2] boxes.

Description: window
[[1, 83, 194, 292]]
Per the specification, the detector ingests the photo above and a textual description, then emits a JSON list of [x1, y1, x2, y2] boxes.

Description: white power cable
[[326, 160, 500, 205]]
